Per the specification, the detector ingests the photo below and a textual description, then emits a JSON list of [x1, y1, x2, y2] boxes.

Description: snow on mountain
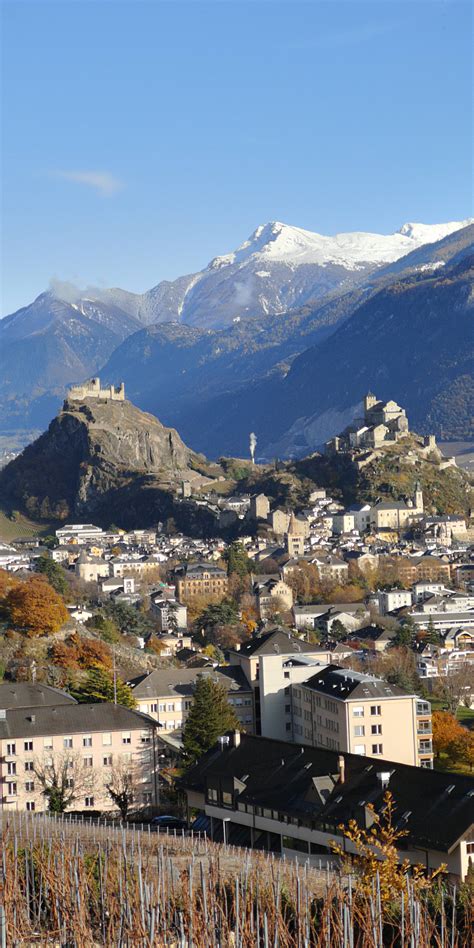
[[132, 217, 472, 328], [209, 219, 474, 270]]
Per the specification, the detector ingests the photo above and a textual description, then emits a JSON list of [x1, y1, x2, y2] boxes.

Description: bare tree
[[34, 751, 97, 813], [104, 757, 139, 821], [433, 662, 474, 714]]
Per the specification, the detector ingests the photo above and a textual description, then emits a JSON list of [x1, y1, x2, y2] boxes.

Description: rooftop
[[302, 665, 414, 699], [183, 732, 474, 855], [0, 703, 157, 739]]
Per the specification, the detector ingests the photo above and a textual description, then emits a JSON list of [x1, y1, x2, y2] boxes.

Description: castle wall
[[67, 378, 125, 402]]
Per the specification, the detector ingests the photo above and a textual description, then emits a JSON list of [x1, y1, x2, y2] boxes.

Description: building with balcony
[[291, 666, 433, 768]]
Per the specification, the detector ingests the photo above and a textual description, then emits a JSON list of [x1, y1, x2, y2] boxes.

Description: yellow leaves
[[330, 790, 444, 902]]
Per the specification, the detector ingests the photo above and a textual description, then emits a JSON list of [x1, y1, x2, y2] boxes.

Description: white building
[[378, 588, 413, 615]]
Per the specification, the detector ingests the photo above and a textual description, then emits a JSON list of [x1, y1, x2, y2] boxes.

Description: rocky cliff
[[0, 395, 216, 528]]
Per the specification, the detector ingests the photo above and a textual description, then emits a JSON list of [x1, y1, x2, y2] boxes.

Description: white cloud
[[55, 170, 123, 196]]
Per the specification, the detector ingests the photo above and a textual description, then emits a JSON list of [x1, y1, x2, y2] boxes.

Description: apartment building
[[291, 666, 433, 768], [176, 563, 228, 601], [228, 629, 341, 735], [182, 732, 474, 880], [129, 667, 254, 736], [0, 682, 77, 711], [0, 702, 159, 814], [378, 588, 413, 615], [253, 577, 293, 619]]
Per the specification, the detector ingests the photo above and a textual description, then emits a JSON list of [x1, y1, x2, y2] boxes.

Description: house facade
[[182, 732, 474, 880], [291, 666, 433, 768], [0, 703, 159, 814]]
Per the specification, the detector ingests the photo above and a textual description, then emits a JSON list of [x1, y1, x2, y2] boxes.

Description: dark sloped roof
[[0, 703, 157, 739], [0, 683, 77, 710], [129, 666, 251, 699], [182, 732, 474, 854], [231, 629, 323, 658], [301, 665, 412, 699]]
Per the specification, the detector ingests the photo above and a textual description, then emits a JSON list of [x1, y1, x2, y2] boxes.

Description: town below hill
[[0, 388, 473, 890]]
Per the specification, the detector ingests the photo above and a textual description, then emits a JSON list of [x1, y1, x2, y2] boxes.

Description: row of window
[[4, 732, 138, 755], [354, 724, 382, 737], [353, 744, 383, 755], [353, 705, 382, 717]]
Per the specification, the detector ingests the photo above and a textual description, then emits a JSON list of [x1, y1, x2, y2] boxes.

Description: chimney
[[337, 754, 345, 784], [28, 714, 36, 723], [232, 730, 241, 748]]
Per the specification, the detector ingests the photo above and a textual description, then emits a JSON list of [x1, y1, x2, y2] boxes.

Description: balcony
[[417, 726, 432, 736], [418, 741, 433, 754]]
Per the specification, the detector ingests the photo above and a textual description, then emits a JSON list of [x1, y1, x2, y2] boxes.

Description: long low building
[[181, 731, 474, 880]]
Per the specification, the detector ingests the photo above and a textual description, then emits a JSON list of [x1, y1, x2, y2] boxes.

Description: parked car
[[151, 815, 188, 831]]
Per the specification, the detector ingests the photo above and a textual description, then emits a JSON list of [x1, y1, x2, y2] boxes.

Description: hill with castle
[[0, 379, 222, 530], [0, 382, 471, 533]]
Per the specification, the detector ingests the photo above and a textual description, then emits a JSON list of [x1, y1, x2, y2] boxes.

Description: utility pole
[[113, 647, 117, 705]]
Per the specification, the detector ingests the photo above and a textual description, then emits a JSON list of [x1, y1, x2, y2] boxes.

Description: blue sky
[[2, 0, 472, 315]]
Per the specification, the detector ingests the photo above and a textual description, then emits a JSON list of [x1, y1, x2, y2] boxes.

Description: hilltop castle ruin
[[67, 378, 125, 402]]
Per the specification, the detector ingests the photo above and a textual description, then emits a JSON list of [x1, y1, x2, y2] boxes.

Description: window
[[150, 703, 158, 712], [24, 761, 34, 772], [83, 756, 93, 768], [353, 707, 364, 717], [370, 706, 381, 717], [7, 762, 16, 776], [24, 741, 33, 752], [285, 704, 291, 713], [141, 731, 151, 743], [102, 732, 112, 746], [26, 801, 35, 812], [122, 732, 131, 744], [466, 842, 474, 855], [371, 724, 382, 735], [222, 791, 233, 807], [207, 788, 218, 803], [285, 723, 292, 732], [66, 777, 74, 789], [25, 781, 35, 792], [159, 703, 166, 712], [63, 737, 73, 749], [354, 745, 366, 755], [84, 796, 95, 807], [354, 725, 365, 737], [167, 703, 175, 712], [6, 742, 16, 755], [82, 736, 92, 747], [372, 744, 383, 755], [43, 737, 53, 749], [142, 792, 152, 805], [7, 782, 17, 796], [284, 672, 290, 679], [103, 755, 112, 767]]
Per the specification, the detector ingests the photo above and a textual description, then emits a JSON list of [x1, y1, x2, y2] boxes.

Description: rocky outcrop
[[0, 396, 213, 526]]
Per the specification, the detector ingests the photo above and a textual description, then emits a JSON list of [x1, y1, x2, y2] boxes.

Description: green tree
[[182, 677, 239, 765], [426, 616, 442, 645], [34, 555, 69, 597], [391, 620, 413, 649], [225, 542, 252, 578], [75, 667, 136, 708], [87, 613, 121, 644], [329, 619, 348, 642], [194, 599, 240, 643]]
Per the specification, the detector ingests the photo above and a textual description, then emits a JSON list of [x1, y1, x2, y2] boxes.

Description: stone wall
[[67, 378, 125, 401]]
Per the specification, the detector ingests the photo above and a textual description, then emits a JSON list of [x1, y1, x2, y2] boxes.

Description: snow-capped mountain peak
[[207, 218, 474, 273]]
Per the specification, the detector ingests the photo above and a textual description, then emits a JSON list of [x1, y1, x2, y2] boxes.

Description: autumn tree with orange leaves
[[3, 574, 68, 637]]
